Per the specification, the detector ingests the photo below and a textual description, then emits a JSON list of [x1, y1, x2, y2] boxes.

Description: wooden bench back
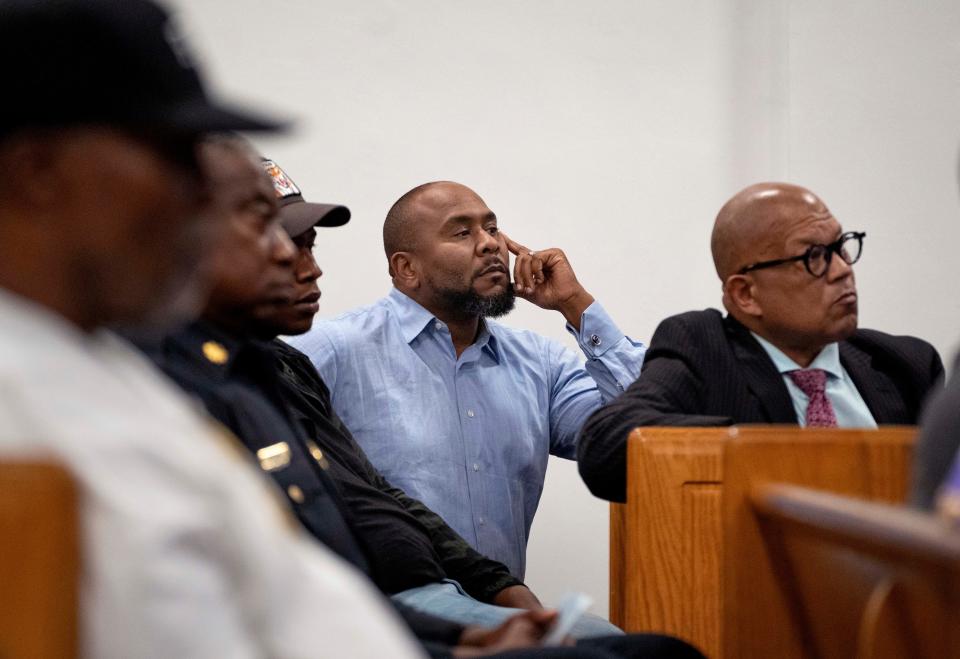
[[611, 426, 732, 657], [721, 427, 915, 658], [748, 483, 960, 659], [0, 461, 79, 658], [611, 425, 915, 659]]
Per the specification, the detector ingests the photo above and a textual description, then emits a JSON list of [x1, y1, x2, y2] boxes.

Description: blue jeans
[[392, 580, 623, 639]]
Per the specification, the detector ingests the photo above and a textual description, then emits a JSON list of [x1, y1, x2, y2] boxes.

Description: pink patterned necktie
[[787, 368, 838, 427]]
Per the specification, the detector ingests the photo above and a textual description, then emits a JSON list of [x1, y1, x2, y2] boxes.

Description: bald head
[[384, 181, 441, 261], [710, 182, 859, 366], [383, 181, 487, 264], [711, 182, 833, 281]]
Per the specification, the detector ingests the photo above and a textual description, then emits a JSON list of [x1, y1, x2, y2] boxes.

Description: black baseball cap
[[261, 159, 351, 237], [0, 0, 284, 136]]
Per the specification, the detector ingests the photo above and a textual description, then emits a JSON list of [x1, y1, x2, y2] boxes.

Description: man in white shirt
[[0, 1, 422, 657]]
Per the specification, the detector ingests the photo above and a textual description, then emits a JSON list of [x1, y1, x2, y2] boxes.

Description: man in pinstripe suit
[[577, 182, 943, 502]]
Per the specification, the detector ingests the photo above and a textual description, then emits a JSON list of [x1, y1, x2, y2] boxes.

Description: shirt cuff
[[475, 574, 525, 604], [566, 300, 624, 358]]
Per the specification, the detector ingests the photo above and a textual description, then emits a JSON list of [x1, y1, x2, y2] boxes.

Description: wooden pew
[[745, 484, 960, 659], [0, 461, 79, 658], [610, 426, 915, 659], [610, 427, 731, 656]]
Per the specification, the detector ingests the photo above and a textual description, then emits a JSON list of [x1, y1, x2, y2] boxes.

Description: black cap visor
[[141, 96, 288, 135], [280, 200, 351, 237]]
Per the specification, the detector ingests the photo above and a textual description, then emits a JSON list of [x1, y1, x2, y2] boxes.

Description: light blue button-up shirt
[[751, 333, 877, 428], [288, 288, 646, 577]]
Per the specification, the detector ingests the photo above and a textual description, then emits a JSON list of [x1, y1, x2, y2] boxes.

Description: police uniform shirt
[[140, 321, 372, 574]]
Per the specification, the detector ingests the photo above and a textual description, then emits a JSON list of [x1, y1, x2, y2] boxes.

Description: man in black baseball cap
[[259, 158, 351, 334], [0, 0, 287, 331], [0, 3, 429, 658]]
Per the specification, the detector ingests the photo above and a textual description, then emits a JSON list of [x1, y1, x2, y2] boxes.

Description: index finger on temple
[[502, 233, 531, 256]]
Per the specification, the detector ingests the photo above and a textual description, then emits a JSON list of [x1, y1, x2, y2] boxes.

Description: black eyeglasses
[[737, 231, 866, 278]]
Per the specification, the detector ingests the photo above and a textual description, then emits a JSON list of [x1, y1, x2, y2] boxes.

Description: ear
[[723, 274, 763, 319], [389, 251, 419, 290]]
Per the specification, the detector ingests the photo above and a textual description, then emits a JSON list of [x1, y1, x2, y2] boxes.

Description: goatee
[[437, 284, 516, 318]]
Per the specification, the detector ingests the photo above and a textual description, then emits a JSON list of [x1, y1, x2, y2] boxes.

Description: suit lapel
[[839, 340, 906, 424], [725, 317, 797, 423]]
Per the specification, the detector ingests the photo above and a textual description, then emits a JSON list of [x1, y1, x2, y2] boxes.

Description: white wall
[[168, 0, 960, 617]]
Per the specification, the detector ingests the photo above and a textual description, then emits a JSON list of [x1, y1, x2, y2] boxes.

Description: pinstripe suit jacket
[[577, 309, 943, 502]]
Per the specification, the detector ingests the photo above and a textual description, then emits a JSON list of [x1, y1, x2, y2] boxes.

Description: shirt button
[[434, 321, 443, 331], [467, 409, 475, 418], [479, 516, 485, 526], [473, 463, 480, 472], [287, 485, 305, 504], [590, 334, 602, 346]]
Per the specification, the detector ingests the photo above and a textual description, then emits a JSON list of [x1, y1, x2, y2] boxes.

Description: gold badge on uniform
[[256, 441, 291, 472], [202, 340, 229, 364], [286, 484, 306, 504], [305, 439, 330, 470]]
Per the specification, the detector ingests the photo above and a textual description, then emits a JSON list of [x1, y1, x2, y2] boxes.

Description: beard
[[435, 282, 516, 318]]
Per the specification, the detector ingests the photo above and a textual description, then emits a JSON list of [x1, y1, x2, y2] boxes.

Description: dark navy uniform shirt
[[137, 321, 480, 654], [139, 321, 520, 598]]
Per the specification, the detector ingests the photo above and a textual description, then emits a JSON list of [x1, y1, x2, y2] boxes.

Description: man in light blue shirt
[[289, 180, 645, 581]]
